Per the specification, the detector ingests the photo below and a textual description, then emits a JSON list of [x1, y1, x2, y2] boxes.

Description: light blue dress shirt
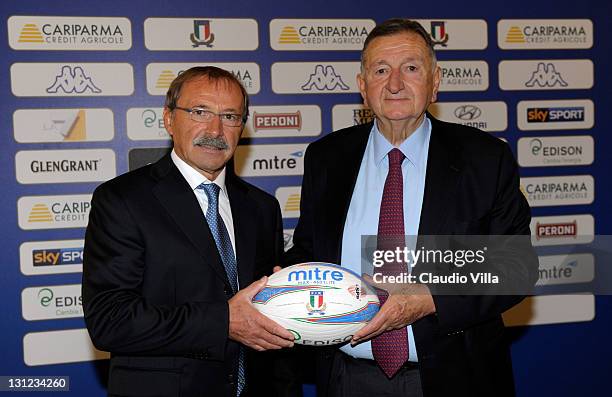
[[339, 117, 431, 362]]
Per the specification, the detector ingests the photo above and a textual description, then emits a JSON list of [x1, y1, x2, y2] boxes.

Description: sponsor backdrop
[[1, 0, 610, 395]]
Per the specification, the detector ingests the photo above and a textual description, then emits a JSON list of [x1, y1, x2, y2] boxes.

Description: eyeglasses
[[173, 106, 244, 127]]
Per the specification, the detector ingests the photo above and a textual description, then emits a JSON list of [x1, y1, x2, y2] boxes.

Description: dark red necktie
[[372, 148, 409, 378]]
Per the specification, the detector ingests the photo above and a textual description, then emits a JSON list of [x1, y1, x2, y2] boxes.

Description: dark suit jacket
[[285, 117, 539, 397], [82, 154, 284, 397]]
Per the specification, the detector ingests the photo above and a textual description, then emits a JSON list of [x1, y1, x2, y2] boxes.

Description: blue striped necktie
[[197, 182, 245, 396]]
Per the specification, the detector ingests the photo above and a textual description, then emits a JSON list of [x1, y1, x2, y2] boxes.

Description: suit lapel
[[325, 123, 372, 261], [225, 174, 256, 290], [150, 155, 232, 288], [418, 117, 462, 235]]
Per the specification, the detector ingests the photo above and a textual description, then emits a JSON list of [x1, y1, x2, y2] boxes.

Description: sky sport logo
[[33, 247, 83, 267], [527, 107, 584, 123]]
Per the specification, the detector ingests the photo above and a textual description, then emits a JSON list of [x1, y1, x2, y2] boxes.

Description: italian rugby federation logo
[[307, 291, 326, 315]]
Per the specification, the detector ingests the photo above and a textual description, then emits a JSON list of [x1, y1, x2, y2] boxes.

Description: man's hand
[[351, 275, 436, 345], [272, 265, 282, 273], [229, 276, 295, 351]]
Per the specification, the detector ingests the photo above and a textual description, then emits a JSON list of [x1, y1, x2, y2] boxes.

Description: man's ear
[[357, 72, 369, 107], [431, 65, 441, 103], [163, 107, 174, 136]]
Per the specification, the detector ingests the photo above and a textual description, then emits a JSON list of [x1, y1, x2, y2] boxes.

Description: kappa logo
[[525, 63, 568, 88], [301, 65, 349, 91], [190, 20, 215, 48], [46, 66, 101, 94], [454, 105, 482, 120], [430, 21, 449, 47]]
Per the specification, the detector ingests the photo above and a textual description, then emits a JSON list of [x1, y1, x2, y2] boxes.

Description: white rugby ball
[[252, 262, 380, 346]]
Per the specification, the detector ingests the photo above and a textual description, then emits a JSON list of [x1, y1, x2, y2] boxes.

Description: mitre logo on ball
[[252, 262, 380, 345]]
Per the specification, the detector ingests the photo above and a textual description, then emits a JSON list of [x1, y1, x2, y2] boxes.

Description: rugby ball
[[252, 262, 380, 346]]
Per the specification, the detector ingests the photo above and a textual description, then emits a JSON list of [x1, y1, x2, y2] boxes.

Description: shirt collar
[[371, 116, 431, 168], [170, 149, 227, 192]]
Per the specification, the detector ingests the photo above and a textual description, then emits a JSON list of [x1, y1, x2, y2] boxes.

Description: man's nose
[[206, 113, 224, 136], [386, 68, 404, 93]]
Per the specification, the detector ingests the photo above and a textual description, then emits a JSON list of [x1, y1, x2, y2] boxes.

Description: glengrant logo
[[146, 63, 260, 95], [498, 19, 593, 49], [234, 144, 307, 177], [190, 20, 215, 48], [518, 136, 593, 167], [517, 100, 594, 131], [428, 101, 508, 131], [18, 194, 92, 230], [537, 254, 594, 286], [11, 63, 134, 97], [20, 240, 84, 276], [13, 108, 114, 143], [144, 18, 257, 51], [126, 108, 170, 141], [16, 149, 116, 184], [244, 105, 322, 138], [270, 19, 374, 50], [8, 16, 131, 50], [332, 104, 375, 131], [276, 187, 301, 218], [498, 60, 593, 91], [302, 65, 349, 91], [521, 175, 594, 207], [22, 284, 83, 320], [272, 62, 360, 94], [438, 61, 488, 91]]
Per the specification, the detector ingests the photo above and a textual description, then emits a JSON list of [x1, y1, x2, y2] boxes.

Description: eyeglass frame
[[171, 106, 246, 127]]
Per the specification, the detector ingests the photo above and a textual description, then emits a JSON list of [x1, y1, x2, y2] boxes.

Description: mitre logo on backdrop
[[234, 144, 307, 177], [437, 61, 489, 91], [18, 195, 92, 230], [8, 16, 132, 50], [13, 108, 114, 143], [517, 99, 594, 131], [270, 19, 374, 50], [146, 63, 260, 95], [530, 214, 594, 246], [143, 18, 258, 51], [10, 63, 134, 97], [275, 187, 301, 219], [498, 19, 593, 49], [20, 240, 84, 276], [427, 101, 508, 132], [498, 60, 593, 91], [536, 254, 594, 286]]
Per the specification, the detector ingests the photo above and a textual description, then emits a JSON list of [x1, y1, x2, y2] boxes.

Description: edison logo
[[279, 26, 301, 44], [156, 70, 176, 89], [284, 194, 301, 212], [28, 204, 53, 223], [505, 26, 525, 43], [18, 23, 44, 43]]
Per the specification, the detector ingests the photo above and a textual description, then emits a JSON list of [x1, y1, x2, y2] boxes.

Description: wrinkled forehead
[[362, 32, 435, 66]]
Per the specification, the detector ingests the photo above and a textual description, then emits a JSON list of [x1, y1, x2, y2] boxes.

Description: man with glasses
[[83, 66, 295, 397]]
